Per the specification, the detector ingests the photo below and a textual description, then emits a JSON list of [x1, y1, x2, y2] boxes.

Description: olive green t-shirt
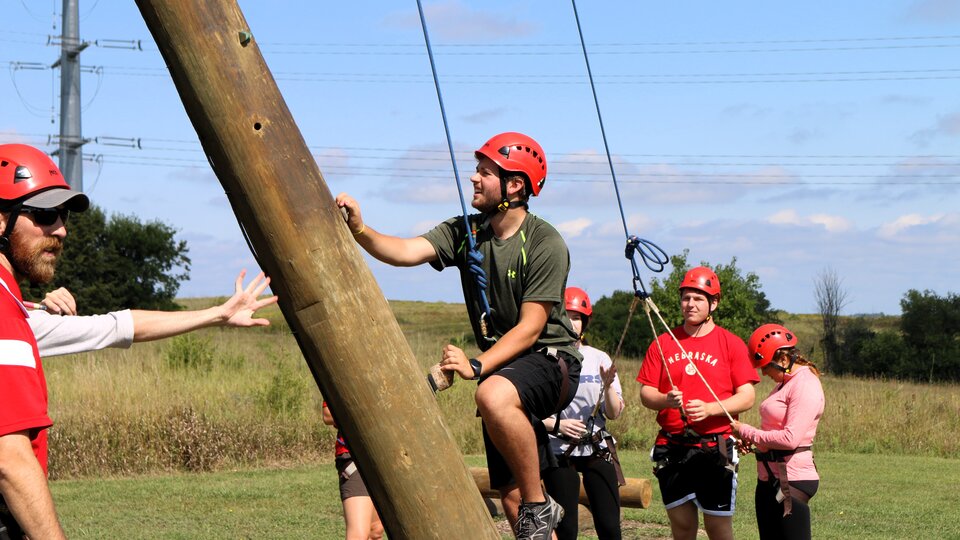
[[421, 213, 581, 361]]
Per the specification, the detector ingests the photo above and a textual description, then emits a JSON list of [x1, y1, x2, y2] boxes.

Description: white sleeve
[[28, 309, 136, 357]]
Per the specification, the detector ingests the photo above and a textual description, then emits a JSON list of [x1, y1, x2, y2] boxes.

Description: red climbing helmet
[[565, 286, 592, 317], [748, 324, 797, 369], [679, 266, 721, 299], [0, 144, 89, 210], [475, 132, 547, 196]]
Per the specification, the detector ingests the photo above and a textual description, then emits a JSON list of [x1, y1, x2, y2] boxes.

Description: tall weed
[[164, 334, 215, 372]]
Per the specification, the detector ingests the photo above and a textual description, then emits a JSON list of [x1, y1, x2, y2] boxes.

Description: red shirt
[[0, 266, 52, 474], [637, 325, 758, 441], [322, 401, 350, 457]]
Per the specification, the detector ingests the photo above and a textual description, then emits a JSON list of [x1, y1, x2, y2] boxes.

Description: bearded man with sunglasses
[[0, 143, 90, 539], [0, 144, 278, 539]]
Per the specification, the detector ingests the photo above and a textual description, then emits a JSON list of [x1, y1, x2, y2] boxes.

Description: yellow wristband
[[353, 224, 365, 236]]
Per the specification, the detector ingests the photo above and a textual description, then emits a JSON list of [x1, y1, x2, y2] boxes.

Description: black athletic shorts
[[483, 350, 581, 489], [651, 437, 739, 516], [0, 496, 24, 539]]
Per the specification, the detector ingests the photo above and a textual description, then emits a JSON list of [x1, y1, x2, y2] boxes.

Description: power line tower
[[51, 0, 89, 191]]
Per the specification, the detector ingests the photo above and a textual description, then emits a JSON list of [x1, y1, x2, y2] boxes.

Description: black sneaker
[[513, 495, 564, 540]]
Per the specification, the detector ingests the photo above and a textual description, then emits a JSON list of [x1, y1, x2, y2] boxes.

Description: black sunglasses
[[21, 206, 70, 226]]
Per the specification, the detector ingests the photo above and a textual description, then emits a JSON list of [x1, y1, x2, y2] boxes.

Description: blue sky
[[2, 1, 958, 315]]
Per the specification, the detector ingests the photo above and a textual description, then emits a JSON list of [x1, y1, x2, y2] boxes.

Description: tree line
[[836, 290, 960, 382]]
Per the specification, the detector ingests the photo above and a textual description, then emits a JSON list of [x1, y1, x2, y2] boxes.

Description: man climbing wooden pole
[[134, 2, 499, 538]]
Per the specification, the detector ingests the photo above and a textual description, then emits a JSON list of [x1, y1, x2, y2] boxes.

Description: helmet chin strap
[[0, 204, 29, 278], [493, 175, 528, 213], [769, 350, 798, 374], [0, 203, 22, 254]]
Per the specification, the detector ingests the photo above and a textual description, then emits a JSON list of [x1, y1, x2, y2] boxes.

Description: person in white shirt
[[542, 287, 625, 540]]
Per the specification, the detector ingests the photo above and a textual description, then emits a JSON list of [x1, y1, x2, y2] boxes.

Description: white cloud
[[383, 1, 536, 40], [877, 212, 959, 239], [911, 111, 960, 146], [767, 209, 851, 232], [904, 0, 960, 22], [808, 214, 852, 233], [409, 219, 440, 236], [555, 217, 592, 238]]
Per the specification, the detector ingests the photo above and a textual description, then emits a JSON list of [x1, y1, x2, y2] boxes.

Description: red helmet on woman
[[0, 144, 88, 210], [474, 132, 547, 196], [564, 286, 592, 317], [748, 324, 797, 369], [678, 266, 721, 299]]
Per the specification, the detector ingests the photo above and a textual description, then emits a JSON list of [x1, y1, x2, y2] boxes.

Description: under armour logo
[[507, 269, 517, 279]]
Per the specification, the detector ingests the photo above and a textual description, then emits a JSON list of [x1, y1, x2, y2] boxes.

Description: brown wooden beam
[[470, 467, 653, 509], [134, 2, 498, 538]]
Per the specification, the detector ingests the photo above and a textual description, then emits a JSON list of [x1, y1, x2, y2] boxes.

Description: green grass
[[51, 450, 960, 539], [52, 465, 343, 539]]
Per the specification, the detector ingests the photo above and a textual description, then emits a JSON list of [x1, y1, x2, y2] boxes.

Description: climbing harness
[[560, 426, 627, 486], [415, 0, 495, 341], [756, 446, 814, 516]]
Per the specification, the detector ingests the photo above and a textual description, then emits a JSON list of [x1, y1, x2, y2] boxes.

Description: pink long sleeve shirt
[[738, 365, 824, 482]]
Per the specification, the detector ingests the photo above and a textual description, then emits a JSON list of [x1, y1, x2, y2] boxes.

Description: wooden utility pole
[[135, 2, 498, 538]]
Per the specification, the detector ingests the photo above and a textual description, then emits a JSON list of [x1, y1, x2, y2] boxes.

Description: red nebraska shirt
[[0, 265, 52, 474], [637, 325, 758, 442]]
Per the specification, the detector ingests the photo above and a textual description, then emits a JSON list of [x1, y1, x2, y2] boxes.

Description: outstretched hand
[[218, 270, 278, 327]]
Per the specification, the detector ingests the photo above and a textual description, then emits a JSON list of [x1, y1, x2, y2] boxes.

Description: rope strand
[[416, 0, 495, 341], [571, 0, 669, 298]]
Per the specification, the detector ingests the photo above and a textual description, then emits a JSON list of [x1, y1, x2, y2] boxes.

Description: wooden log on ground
[[469, 467, 652, 509], [135, 2, 498, 539]]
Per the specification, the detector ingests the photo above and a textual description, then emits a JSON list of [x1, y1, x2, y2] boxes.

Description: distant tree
[[26, 205, 190, 314], [837, 318, 907, 378], [588, 250, 777, 357], [814, 267, 849, 373], [589, 290, 654, 358], [899, 289, 960, 382]]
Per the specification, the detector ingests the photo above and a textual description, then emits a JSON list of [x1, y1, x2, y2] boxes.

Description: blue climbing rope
[[415, 0, 495, 339], [570, 0, 669, 298]]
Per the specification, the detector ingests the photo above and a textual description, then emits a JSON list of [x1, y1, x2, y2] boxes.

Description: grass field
[[50, 450, 960, 539], [37, 298, 960, 537]]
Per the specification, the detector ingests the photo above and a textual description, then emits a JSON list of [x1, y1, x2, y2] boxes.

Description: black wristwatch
[[469, 358, 483, 380]]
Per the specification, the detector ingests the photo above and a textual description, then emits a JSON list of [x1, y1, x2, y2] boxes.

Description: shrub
[[165, 334, 215, 372], [257, 361, 309, 417]]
